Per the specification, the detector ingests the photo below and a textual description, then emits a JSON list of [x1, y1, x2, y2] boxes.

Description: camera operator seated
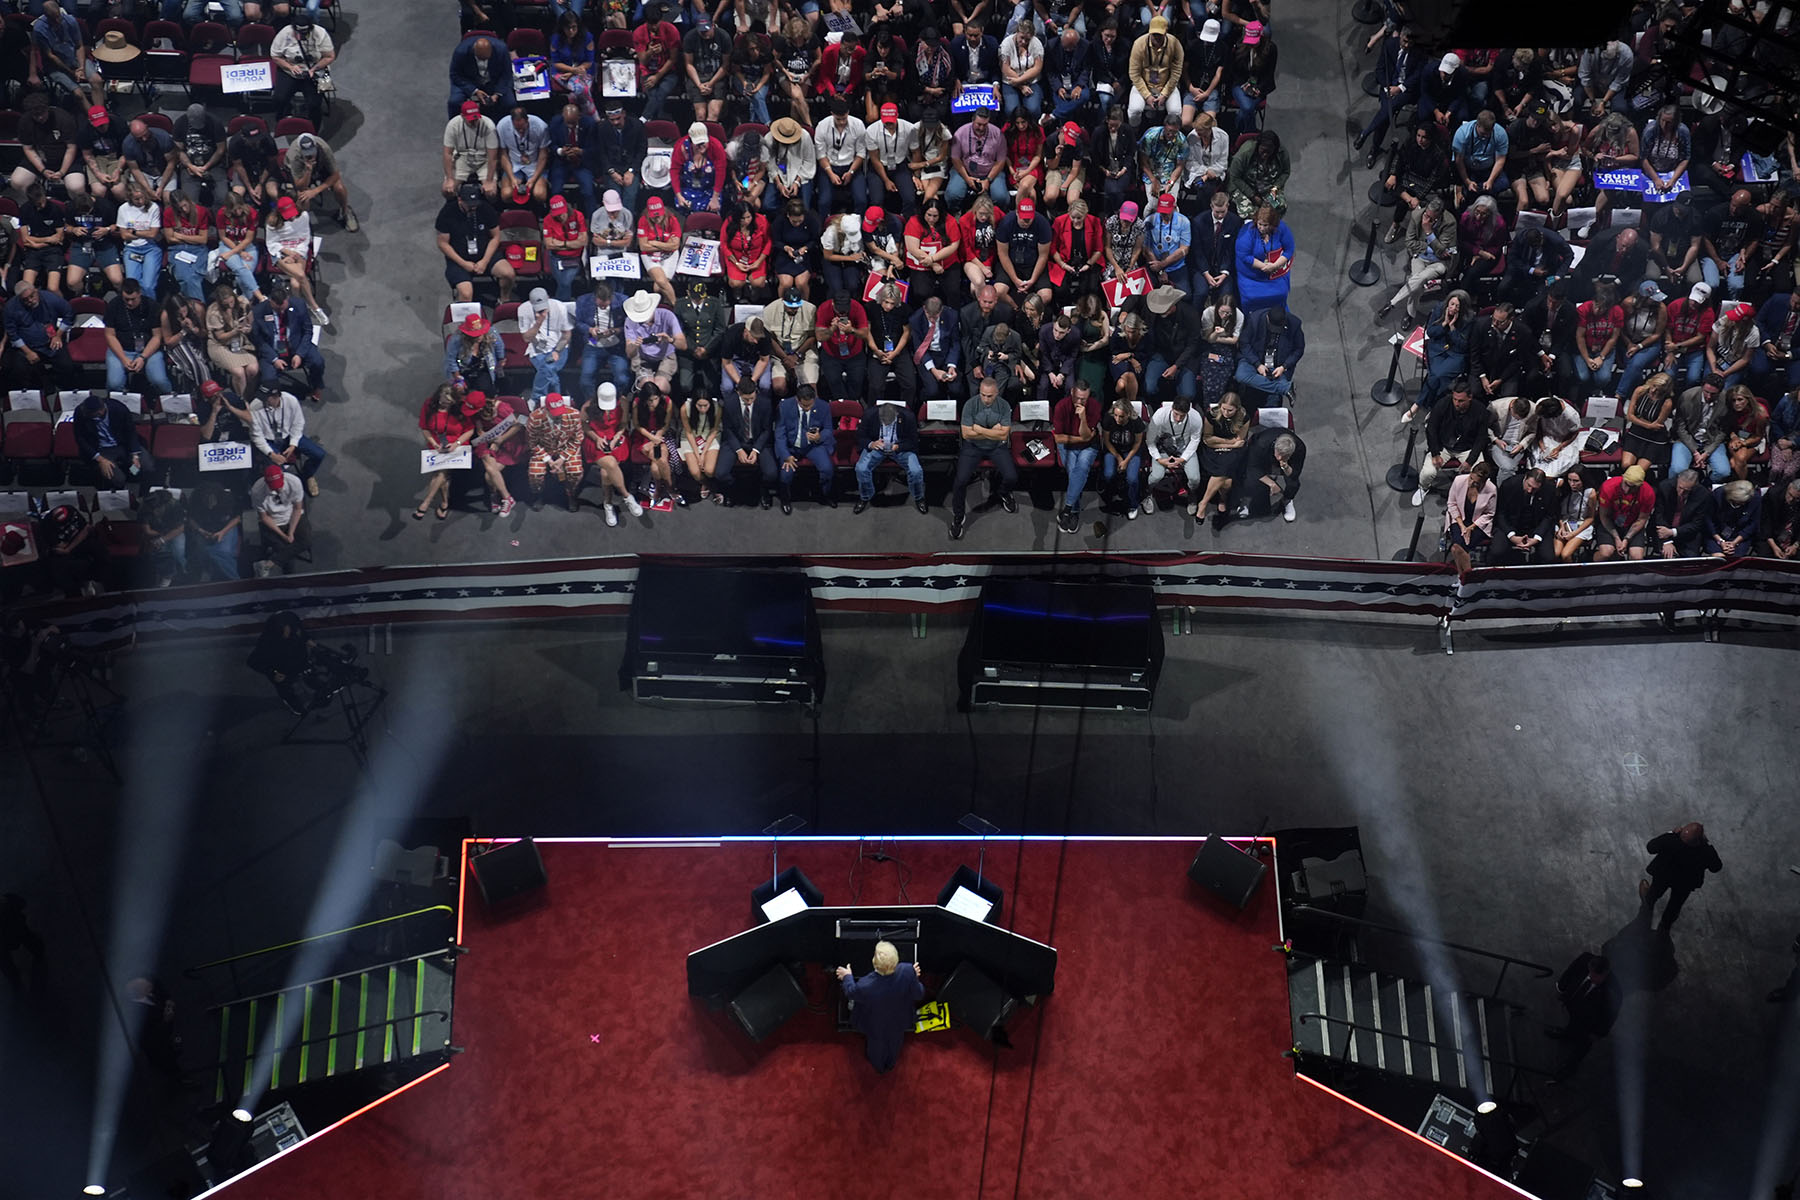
[[73, 390, 147, 484], [251, 463, 309, 575], [246, 611, 368, 715]]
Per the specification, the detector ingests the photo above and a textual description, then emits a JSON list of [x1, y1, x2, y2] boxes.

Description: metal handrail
[[1288, 907, 1553, 995], [202, 949, 454, 1012], [185, 905, 456, 977], [203, 1010, 451, 1075], [1296, 1010, 1553, 1079]]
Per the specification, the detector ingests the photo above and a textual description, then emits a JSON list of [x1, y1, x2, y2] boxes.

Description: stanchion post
[[1348, 220, 1382, 287], [1386, 424, 1421, 492], [1371, 331, 1407, 407], [1393, 508, 1428, 562]]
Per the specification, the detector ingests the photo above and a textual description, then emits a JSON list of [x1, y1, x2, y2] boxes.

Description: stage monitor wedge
[[622, 563, 825, 707], [471, 838, 548, 908], [1187, 836, 1267, 911], [960, 579, 1163, 711]]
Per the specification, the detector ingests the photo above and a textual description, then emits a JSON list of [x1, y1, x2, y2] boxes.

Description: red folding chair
[[507, 28, 549, 58], [829, 400, 862, 473], [67, 297, 110, 367], [493, 301, 529, 366], [186, 20, 237, 102], [141, 19, 191, 91], [274, 116, 317, 141]]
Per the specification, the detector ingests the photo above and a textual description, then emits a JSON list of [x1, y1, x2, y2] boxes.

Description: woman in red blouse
[[582, 384, 641, 526], [1575, 279, 1624, 396], [471, 392, 526, 516], [958, 194, 1004, 297], [215, 188, 263, 303], [1003, 109, 1044, 204], [904, 196, 961, 304], [722, 205, 771, 301], [416, 384, 477, 520], [1050, 198, 1104, 299]]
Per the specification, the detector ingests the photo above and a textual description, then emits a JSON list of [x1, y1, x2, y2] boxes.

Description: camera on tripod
[[298, 642, 370, 711]]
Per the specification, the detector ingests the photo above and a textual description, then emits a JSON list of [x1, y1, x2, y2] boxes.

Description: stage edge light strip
[[1296, 1074, 1538, 1200], [188, 1062, 452, 1200]]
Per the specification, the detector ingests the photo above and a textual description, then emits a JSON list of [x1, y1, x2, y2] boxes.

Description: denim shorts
[[68, 242, 123, 270]]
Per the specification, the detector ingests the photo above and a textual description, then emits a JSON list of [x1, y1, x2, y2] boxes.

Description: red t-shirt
[[1577, 302, 1623, 348], [1664, 298, 1715, 347], [543, 210, 588, 259], [162, 204, 212, 240], [1598, 477, 1654, 526], [216, 205, 257, 246], [419, 399, 473, 443], [904, 216, 954, 270], [636, 211, 682, 250], [1052, 392, 1101, 439]]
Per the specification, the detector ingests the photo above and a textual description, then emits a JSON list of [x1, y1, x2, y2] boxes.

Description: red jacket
[[1050, 212, 1103, 286], [816, 42, 866, 96]]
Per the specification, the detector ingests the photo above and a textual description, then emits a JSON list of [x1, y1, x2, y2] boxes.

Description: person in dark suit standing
[[835, 940, 924, 1074], [1639, 822, 1723, 932], [1546, 951, 1620, 1078]]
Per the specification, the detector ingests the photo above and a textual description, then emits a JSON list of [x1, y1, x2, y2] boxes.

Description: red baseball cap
[[1061, 121, 1080, 145], [645, 196, 664, 213], [200, 379, 224, 397], [880, 102, 899, 123], [87, 105, 109, 126], [1017, 198, 1035, 221], [262, 465, 286, 488], [862, 205, 884, 232], [544, 392, 570, 411], [547, 195, 567, 215], [460, 390, 488, 415], [1156, 193, 1176, 215], [276, 196, 300, 220], [460, 99, 481, 122]]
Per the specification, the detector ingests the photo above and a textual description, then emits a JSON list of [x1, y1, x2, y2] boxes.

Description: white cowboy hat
[[623, 290, 660, 323]]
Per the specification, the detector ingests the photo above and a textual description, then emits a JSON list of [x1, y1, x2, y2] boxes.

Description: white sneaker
[[1283, 501, 1296, 522], [309, 306, 329, 327], [1127, 505, 1139, 520], [1411, 487, 1427, 507], [623, 495, 644, 517], [1186, 501, 1200, 516], [1140, 496, 1156, 515], [603, 503, 619, 527]]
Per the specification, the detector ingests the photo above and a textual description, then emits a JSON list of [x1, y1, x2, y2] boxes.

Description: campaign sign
[[951, 84, 1000, 114], [676, 236, 719, 278], [1101, 267, 1152, 309], [1592, 167, 1689, 203], [514, 55, 550, 101], [422, 446, 473, 473], [221, 61, 273, 94], [590, 254, 643, 280], [198, 442, 252, 471]]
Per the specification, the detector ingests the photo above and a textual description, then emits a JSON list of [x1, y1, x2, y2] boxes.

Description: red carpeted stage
[[220, 838, 1523, 1200]]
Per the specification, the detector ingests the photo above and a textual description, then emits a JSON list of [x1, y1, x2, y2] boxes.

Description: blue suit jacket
[[1755, 292, 1794, 345], [449, 36, 515, 107], [546, 113, 600, 170], [1376, 38, 1427, 102], [777, 398, 835, 458], [1238, 309, 1306, 374], [251, 298, 315, 363], [841, 964, 923, 1071], [907, 306, 962, 372]]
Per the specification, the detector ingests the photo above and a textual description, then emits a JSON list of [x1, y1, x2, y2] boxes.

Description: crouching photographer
[[246, 611, 370, 716]]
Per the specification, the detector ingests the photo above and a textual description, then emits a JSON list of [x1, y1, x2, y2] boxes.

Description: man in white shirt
[[496, 106, 550, 206], [1143, 395, 1202, 513], [812, 97, 868, 220], [862, 102, 917, 214], [270, 13, 334, 127], [522, 287, 573, 405], [249, 384, 327, 497], [251, 463, 309, 574]]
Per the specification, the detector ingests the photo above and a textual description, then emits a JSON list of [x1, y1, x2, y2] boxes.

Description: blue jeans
[[1698, 257, 1747, 298], [1232, 85, 1265, 131], [578, 343, 631, 399], [945, 172, 1010, 208], [1672, 349, 1705, 387], [1750, 348, 1800, 395], [1102, 452, 1140, 505], [1233, 358, 1293, 402], [169, 0, 246, 22], [1616, 344, 1665, 398], [780, 444, 835, 494], [549, 255, 585, 301], [107, 349, 172, 395], [219, 247, 261, 300], [148, 526, 188, 582], [815, 166, 867, 218], [124, 243, 163, 299], [642, 75, 679, 121], [1003, 83, 1043, 116], [739, 83, 771, 125], [530, 345, 570, 400], [548, 162, 597, 214], [268, 434, 327, 479], [1059, 443, 1098, 512], [763, 181, 815, 213], [1669, 441, 1694, 477], [1050, 90, 1087, 122], [189, 524, 241, 580], [855, 446, 925, 501], [168, 247, 208, 301], [1143, 354, 1197, 402], [1573, 353, 1617, 395]]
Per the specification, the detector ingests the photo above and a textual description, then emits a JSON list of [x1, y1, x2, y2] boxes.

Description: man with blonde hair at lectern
[[835, 941, 924, 1074]]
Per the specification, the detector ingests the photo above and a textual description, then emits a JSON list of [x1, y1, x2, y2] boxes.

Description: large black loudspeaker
[[960, 579, 1163, 711], [938, 962, 1016, 1043], [471, 838, 548, 907], [622, 564, 825, 706], [729, 964, 807, 1041], [1187, 836, 1267, 911]]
